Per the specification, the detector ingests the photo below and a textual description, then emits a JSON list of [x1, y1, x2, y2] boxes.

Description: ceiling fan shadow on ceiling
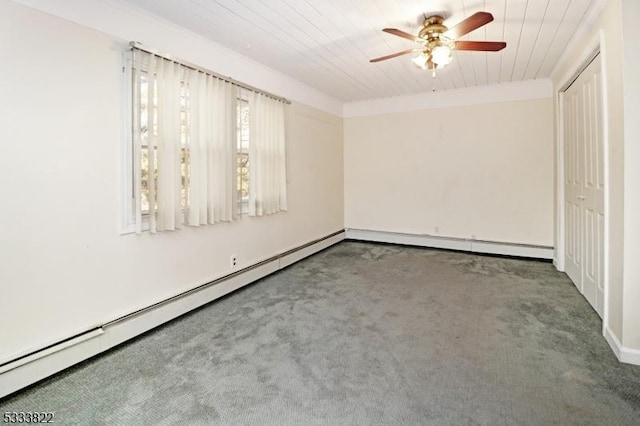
[[370, 11, 506, 71]]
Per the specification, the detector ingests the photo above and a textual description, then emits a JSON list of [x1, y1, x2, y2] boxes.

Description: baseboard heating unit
[[0, 230, 345, 399], [345, 228, 554, 259]]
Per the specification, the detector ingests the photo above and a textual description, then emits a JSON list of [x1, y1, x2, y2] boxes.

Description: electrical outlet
[[230, 254, 237, 269]]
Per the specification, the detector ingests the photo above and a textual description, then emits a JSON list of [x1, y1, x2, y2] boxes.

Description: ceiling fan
[[370, 12, 506, 70]]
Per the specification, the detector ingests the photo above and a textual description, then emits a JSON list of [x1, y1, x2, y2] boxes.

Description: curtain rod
[[130, 42, 291, 105]]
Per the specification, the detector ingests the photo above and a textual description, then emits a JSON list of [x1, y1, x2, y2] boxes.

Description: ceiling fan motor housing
[[418, 16, 448, 41]]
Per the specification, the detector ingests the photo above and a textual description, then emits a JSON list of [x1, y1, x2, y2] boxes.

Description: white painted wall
[[0, 0, 343, 363], [620, 0, 640, 349], [344, 95, 554, 247]]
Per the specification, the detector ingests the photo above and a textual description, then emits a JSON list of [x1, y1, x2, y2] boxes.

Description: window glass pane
[[139, 73, 158, 215], [237, 97, 250, 215], [140, 74, 150, 213], [180, 82, 190, 212]]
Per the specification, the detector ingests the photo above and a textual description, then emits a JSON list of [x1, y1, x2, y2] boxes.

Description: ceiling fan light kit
[[411, 53, 429, 69], [430, 43, 453, 67], [371, 11, 506, 71]]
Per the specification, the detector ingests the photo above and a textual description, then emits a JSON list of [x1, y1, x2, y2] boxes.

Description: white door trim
[[555, 30, 610, 334]]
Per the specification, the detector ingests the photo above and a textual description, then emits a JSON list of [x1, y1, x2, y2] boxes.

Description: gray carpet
[[2, 241, 640, 425]]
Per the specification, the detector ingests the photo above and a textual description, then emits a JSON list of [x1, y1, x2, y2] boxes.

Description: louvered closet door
[[563, 54, 604, 317]]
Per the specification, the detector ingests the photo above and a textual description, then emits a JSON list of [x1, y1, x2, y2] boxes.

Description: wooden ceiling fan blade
[[370, 48, 419, 63], [382, 28, 418, 42], [445, 12, 493, 39], [454, 41, 506, 51]]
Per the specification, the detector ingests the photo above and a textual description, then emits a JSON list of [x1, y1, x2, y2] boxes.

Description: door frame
[[555, 30, 610, 329]]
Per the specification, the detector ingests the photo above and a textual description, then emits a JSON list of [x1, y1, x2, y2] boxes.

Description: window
[[237, 93, 250, 216], [124, 46, 288, 234], [138, 72, 155, 215], [138, 73, 191, 215]]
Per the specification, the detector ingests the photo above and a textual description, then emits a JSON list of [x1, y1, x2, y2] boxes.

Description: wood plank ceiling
[[120, 0, 604, 102]]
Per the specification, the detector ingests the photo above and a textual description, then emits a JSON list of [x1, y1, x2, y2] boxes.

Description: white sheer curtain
[[132, 49, 236, 233], [132, 52, 183, 233], [211, 77, 238, 223], [248, 92, 288, 216], [186, 70, 237, 226], [155, 56, 183, 232]]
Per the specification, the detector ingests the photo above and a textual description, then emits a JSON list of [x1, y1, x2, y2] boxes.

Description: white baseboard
[[604, 326, 640, 366], [345, 229, 554, 259], [0, 231, 345, 399]]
